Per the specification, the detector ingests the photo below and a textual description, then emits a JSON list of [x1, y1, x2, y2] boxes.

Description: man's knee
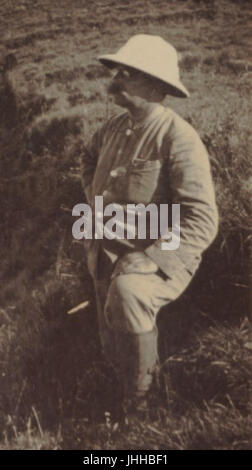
[[104, 274, 155, 334]]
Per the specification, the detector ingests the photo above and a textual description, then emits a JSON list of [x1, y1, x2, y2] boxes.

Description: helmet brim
[[99, 55, 189, 98]]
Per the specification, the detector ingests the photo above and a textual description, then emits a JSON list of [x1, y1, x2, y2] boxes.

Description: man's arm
[[80, 126, 104, 204], [144, 117, 219, 278], [80, 114, 122, 204]]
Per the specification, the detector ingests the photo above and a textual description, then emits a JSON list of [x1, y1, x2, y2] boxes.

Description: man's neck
[[125, 98, 163, 125]]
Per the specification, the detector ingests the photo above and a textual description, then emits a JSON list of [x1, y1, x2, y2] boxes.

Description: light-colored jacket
[[80, 105, 218, 279]]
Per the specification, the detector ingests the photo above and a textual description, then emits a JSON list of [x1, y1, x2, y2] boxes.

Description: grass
[[0, 0, 251, 450]]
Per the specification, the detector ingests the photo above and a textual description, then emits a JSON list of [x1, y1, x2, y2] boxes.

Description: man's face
[[107, 66, 156, 106]]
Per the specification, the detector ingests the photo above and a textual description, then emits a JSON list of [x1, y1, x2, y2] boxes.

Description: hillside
[[0, 0, 251, 450]]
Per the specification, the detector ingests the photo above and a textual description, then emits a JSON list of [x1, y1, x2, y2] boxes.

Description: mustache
[[107, 80, 125, 95]]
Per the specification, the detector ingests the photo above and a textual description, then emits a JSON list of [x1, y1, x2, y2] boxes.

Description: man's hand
[[111, 251, 158, 279]]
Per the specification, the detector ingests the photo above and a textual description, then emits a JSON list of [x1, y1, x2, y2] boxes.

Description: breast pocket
[[127, 160, 162, 203]]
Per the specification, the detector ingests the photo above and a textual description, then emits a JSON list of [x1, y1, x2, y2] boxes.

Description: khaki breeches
[[93, 250, 193, 348]]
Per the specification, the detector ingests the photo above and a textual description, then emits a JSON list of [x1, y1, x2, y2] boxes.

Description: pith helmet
[[99, 34, 189, 98]]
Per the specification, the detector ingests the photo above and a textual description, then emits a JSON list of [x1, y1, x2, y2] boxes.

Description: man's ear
[[150, 81, 167, 101], [158, 81, 170, 97], [149, 77, 167, 97]]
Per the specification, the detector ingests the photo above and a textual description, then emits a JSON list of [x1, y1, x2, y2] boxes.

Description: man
[[80, 35, 218, 416]]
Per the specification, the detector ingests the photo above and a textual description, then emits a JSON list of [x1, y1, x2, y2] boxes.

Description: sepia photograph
[[0, 0, 251, 452]]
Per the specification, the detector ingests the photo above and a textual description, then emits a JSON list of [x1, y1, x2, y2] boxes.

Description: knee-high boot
[[104, 326, 159, 400]]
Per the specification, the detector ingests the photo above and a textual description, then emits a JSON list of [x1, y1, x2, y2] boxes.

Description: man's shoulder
[[164, 107, 201, 142], [161, 107, 208, 164], [161, 107, 208, 159], [91, 111, 127, 143], [104, 110, 128, 132]]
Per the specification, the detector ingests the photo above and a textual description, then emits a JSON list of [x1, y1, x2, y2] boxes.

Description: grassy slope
[[0, 0, 251, 449]]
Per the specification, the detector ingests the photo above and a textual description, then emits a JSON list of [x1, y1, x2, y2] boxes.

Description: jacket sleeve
[[80, 125, 105, 204], [145, 118, 219, 278]]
